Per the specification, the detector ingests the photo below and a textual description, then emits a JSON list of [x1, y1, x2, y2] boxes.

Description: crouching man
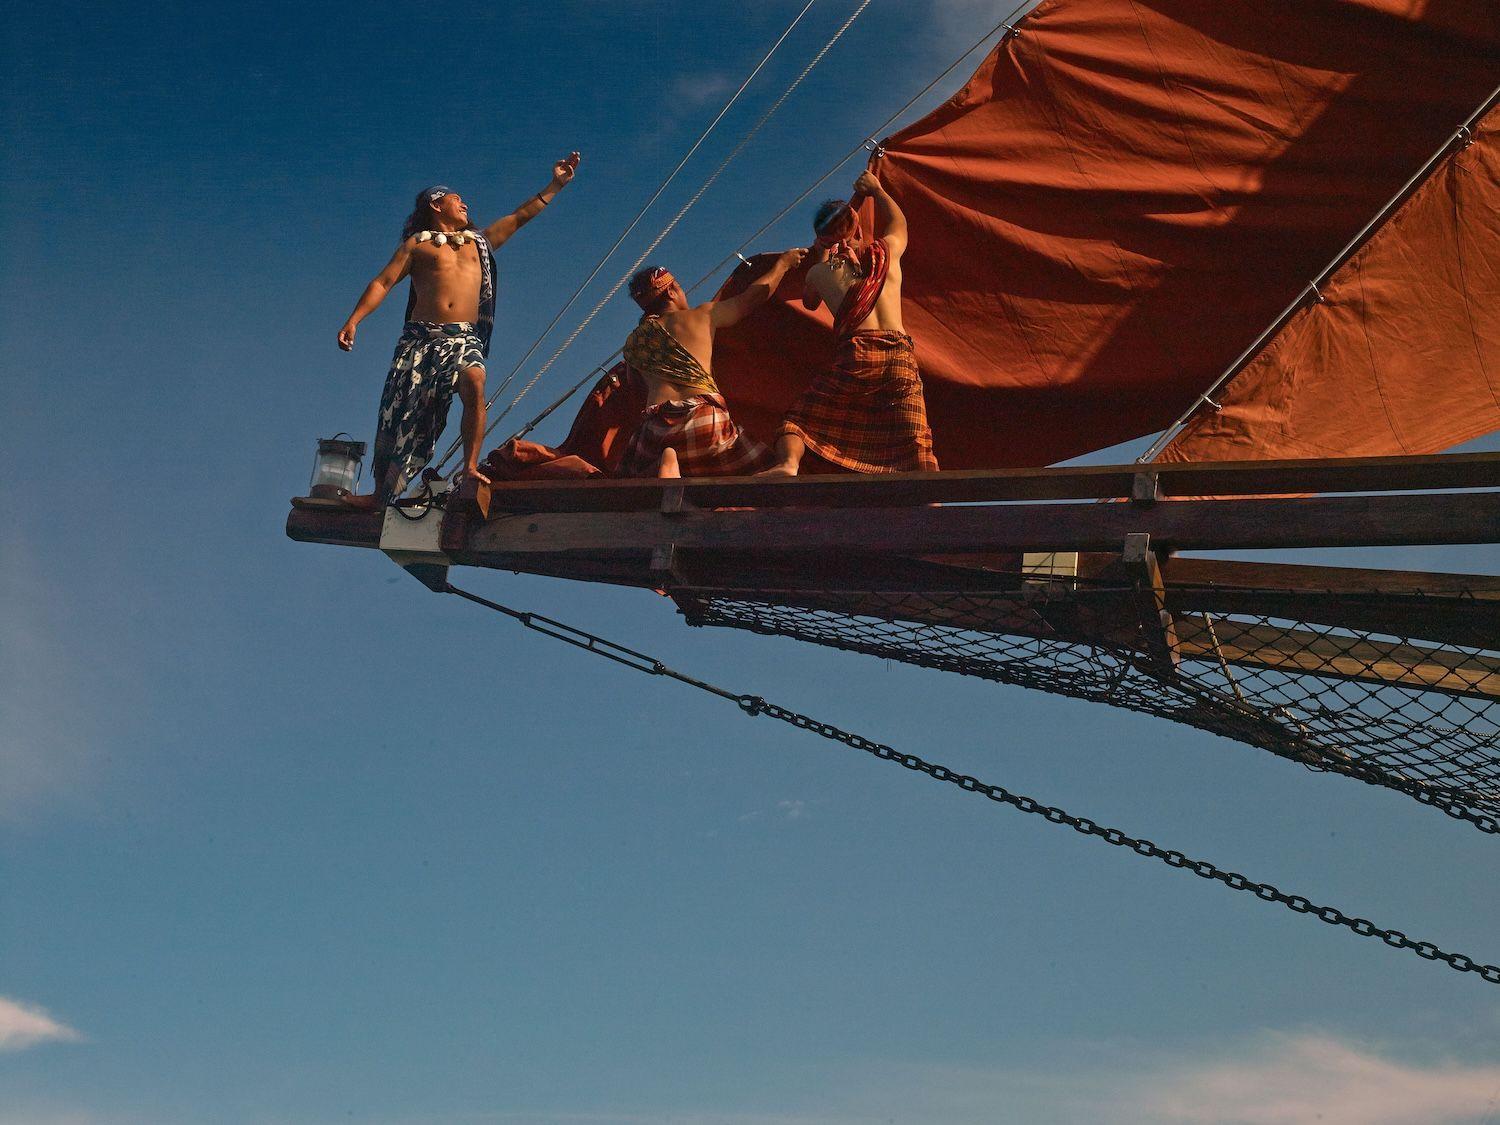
[[620, 250, 805, 478]]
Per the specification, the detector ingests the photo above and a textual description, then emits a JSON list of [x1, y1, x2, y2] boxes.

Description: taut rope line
[[499, 7, 1031, 449], [475, 0, 879, 448], [430, 0, 821, 475]]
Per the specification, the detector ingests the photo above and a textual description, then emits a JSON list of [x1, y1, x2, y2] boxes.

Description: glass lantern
[[309, 435, 366, 498]]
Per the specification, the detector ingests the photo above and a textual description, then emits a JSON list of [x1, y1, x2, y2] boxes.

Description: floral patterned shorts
[[372, 321, 485, 491]]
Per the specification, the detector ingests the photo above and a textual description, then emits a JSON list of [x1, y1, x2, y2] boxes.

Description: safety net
[[673, 573, 1500, 828]]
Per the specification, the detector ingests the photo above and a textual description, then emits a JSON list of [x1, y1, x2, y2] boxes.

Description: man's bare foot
[[657, 448, 681, 479], [756, 461, 799, 477], [335, 489, 382, 511]]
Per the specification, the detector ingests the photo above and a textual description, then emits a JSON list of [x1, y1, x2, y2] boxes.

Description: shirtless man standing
[[336, 153, 580, 507], [761, 169, 938, 475], [619, 249, 805, 478]]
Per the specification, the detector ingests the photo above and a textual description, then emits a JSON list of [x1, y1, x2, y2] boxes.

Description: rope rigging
[[443, 580, 1500, 989], [497, 5, 1032, 450], [430, 0, 821, 475], [459, 0, 878, 467]]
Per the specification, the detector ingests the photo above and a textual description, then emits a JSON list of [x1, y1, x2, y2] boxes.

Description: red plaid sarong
[[781, 330, 939, 473], [621, 394, 772, 477]]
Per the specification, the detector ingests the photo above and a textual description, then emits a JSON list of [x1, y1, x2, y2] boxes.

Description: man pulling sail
[[761, 170, 938, 476], [335, 153, 581, 508], [620, 250, 805, 478]]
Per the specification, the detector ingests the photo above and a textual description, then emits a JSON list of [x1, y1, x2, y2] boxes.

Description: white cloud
[[672, 73, 735, 109], [0, 1113, 99, 1125], [1138, 1032, 1500, 1125], [285, 1031, 1500, 1124], [925, 0, 1045, 49], [0, 538, 114, 823], [737, 798, 810, 824], [0, 995, 83, 1052], [832, 1032, 1500, 1125]]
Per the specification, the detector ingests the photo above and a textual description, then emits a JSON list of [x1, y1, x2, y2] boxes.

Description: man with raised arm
[[760, 169, 938, 476], [619, 249, 806, 478], [335, 153, 581, 508]]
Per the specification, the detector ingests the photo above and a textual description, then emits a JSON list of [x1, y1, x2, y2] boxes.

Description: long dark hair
[[401, 191, 441, 243]]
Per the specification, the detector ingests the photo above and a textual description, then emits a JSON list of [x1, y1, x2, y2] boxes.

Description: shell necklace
[[414, 229, 478, 247]]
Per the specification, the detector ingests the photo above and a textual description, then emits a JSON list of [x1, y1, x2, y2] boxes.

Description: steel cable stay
[[498, 7, 1031, 449], [444, 580, 1500, 989], [429, 0, 821, 476], [1138, 81, 1500, 465], [466, 0, 879, 459]]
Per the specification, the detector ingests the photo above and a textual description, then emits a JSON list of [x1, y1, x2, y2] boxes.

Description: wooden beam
[[1123, 534, 1179, 671], [671, 585, 1500, 702], [1158, 558, 1500, 650], [458, 492, 1500, 561], [1175, 617, 1500, 702], [465, 452, 1500, 513], [286, 507, 383, 549], [1162, 557, 1500, 599]]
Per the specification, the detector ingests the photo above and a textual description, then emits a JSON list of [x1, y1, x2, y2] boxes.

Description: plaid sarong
[[621, 394, 772, 477], [372, 321, 485, 492], [780, 330, 939, 473]]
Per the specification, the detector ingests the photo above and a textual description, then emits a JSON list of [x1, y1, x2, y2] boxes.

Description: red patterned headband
[[630, 266, 677, 309], [813, 205, 861, 248]]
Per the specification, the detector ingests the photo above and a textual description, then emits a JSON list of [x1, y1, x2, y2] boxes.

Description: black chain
[[445, 583, 1500, 987]]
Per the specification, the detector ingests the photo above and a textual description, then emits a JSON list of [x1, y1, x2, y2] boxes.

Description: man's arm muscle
[[339, 239, 416, 350], [709, 249, 807, 328], [483, 152, 580, 248], [857, 170, 907, 258]]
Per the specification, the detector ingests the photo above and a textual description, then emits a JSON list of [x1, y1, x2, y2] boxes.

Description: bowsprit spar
[[290, 0, 1500, 983]]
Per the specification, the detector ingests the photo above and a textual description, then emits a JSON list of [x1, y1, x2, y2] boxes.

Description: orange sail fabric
[[484, 363, 647, 480], [710, 0, 1500, 468], [1160, 104, 1500, 463]]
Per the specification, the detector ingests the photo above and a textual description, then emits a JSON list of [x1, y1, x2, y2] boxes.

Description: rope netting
[[672, 574, 1500, 826]]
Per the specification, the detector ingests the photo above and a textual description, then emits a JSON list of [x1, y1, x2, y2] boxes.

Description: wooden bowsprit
[[290, 451, 1500, 827]]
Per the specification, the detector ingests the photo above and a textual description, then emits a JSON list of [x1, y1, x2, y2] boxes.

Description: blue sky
[[3, 1, 1500, 1122]]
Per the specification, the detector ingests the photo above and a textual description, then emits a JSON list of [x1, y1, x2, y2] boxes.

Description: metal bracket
[[651, 543, 686, 589], [380, 501, 451, 590], [1122, 533, 1180, 672], [661, 484, 691, 516], [1130, 471, 1162, 504]]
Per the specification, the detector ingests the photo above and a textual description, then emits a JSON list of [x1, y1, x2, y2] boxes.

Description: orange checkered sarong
[[780, 330, 939, 473], [621, 394, 773, 478]]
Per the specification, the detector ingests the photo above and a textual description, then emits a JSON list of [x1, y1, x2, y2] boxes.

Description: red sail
[[710, 0, 1500, 468], [1161, 103, 1500, 463]]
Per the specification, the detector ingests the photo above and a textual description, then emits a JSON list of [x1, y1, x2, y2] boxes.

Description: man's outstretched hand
[[552, 151, 581, 186], [778, 247, 809, 271], [338, 322, 357, 351]]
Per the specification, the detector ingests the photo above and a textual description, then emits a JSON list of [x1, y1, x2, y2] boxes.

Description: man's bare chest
[[411, 243, 482, 293], [808, 261, 856, 311]]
